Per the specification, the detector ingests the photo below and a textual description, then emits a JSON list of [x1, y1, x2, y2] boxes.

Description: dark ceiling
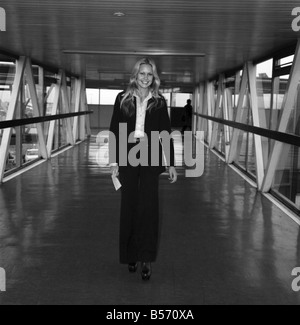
[[0, 0, 299, 91]]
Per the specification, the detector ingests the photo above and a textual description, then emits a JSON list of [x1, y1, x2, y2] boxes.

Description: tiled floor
[[0, 136, 300, 305]]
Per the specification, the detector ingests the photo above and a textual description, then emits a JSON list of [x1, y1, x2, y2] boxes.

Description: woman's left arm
[[160, 98, 177, 184]]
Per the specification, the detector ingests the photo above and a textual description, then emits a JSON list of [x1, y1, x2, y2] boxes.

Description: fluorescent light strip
[[63, 50, 206, 57]]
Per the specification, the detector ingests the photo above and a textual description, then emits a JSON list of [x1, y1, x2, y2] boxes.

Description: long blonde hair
[[121, 58, 163, 116]]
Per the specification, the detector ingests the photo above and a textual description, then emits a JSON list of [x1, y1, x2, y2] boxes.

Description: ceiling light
[[63, 50, 206, 57], [161, 72, 193, 75], [113, 12, 125, 17]]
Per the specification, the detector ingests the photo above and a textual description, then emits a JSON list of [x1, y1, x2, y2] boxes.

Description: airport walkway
[[0, 136, 300, 305]]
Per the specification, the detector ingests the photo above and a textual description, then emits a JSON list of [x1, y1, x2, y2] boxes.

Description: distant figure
[[181, 99, 193, 133]]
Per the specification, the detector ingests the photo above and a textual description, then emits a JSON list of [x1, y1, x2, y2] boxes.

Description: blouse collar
[[133, 90, 153, 103]]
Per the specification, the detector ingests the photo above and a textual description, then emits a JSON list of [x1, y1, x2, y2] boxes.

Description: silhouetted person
[[181, 99, 193, 133]]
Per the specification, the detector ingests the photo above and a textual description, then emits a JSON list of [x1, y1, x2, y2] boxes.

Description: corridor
[[0, 137, 299, 305]]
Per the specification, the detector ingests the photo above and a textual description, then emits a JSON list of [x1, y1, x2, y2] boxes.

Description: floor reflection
[[0, 137, 299, 305]]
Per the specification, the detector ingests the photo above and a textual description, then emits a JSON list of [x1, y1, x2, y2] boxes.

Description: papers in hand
[[111, 175, 122, 191]]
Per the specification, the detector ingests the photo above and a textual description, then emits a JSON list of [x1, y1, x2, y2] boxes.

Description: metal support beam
[[38, 67, 44, 116], [234, 71, 242, 112], [61, 71, 75, 145], [222, 88, 231, 162], [198, 83, 205, 132], [210, 75, 224, 149], [192, 87, 198, 134], [228, 65, 248, 163], [72, 78, 82, 142], [47, 72, 62, 155], [82, 80, 91, 138], [206, 82, 214, 147], [247, 62, 265, 189], [226, 87, 234, 145], [79, 78, 87, 141], [25, 58, 48, 160]]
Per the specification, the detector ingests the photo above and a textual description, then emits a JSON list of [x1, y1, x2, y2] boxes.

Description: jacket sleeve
[[159, 98, 175, 167], [109, 93, 122, 165]]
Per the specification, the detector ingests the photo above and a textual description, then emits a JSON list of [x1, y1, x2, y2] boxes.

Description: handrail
[[0, 111, 93, 130], [195, 113, 300, 147]]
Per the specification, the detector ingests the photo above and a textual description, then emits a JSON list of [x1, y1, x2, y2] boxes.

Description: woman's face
[[137, 64, 154, 90]]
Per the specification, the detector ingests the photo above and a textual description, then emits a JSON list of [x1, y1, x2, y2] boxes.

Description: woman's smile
[[137, 64, 154, 90]]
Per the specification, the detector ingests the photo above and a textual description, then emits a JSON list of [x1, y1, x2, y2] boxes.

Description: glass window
[[0, 60, 16, 173], [257, 59, 273, 79], [286, 80, 300, 137], [278, 55, 294, 68], [100, 89, 122, 105], [234, 70, 243, 110], [269, 52, 299, 211], [224, 75, 236, 122], [86, 88, 100, 105], [162, 93, 171, 107], [256, 59, 273, 129], [272, 144, 300, 211], [171, 93, 192, 107], [215, 124, 226, 157], [6, 128, 18, 172], [235, 88, 257, 178], [255, 59, 273, 161], [0, 60, 15, 123], [20, 68, 41, 166], [271, 75, 289, 131]]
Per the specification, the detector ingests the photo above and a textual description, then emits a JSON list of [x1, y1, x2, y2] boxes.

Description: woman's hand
[[110, 164, 119, 177], [168, 167, 177, 184]]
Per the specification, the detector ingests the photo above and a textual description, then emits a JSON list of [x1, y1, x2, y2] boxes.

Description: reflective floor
[[0, 135, 300, 305]]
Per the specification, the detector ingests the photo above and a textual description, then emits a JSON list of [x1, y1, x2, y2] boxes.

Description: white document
[[111, 175, 122, 191]]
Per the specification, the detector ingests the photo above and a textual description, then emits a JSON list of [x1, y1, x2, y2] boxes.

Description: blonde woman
[[109, 58, 177, 281]]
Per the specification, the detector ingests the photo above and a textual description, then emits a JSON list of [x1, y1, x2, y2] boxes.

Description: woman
[[109, 58, 177, 281]]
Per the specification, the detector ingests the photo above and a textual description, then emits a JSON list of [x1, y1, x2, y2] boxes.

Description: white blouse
[[133, 91, 153, 139], [109, 92, 153, 167]]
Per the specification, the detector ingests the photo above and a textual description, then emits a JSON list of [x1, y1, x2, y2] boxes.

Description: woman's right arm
[[109, 93, 122, 175]]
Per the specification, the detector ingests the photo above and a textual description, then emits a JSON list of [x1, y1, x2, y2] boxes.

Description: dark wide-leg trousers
[[119, 166, 160, 264]]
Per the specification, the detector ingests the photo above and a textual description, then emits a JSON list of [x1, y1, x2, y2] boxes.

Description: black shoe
[[128, 263, 138, 273], [141, 262, 152, 281]]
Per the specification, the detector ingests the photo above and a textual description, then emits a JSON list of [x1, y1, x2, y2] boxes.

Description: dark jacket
[[109, 91, 175, 175]]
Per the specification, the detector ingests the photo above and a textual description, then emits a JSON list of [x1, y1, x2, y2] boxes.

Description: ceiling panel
[[0, 0, 299, 91]]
